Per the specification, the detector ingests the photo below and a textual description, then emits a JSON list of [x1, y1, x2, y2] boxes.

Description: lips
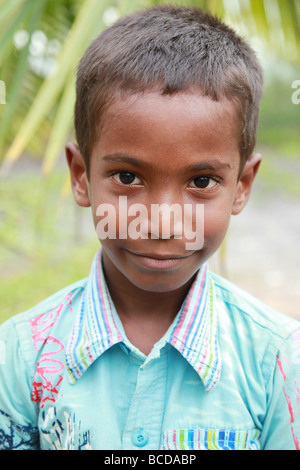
[[127, 250, 191, 270], [131, 252, 187, 259]]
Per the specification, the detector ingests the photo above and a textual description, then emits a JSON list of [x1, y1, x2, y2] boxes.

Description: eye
[[189, 176, 219, 190], [112, 172, 142, 185]]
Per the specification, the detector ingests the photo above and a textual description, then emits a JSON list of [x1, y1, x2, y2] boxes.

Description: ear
[[231, 153, 262, 215], [65, 142, 91, 207]]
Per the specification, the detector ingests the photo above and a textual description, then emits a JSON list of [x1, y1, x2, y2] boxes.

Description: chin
[[125, 268, 198, 294]]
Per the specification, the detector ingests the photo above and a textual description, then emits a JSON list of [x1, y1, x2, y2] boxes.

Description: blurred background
[[0, 0, 299, 324]]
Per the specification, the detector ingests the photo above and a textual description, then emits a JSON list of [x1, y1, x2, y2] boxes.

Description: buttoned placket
[[122, 345, 168, 450]]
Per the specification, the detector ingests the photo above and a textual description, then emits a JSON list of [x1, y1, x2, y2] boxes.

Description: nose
[[148, 203, 184, 240], [140, 190, 184, 240]]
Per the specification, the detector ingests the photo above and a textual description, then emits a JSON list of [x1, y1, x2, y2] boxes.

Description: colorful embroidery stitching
[[30, 298, 70, 408], [163, 428, 261, 450]]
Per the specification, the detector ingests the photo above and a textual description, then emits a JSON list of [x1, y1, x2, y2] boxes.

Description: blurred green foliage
[[0, 0, 299, 175], [258, 80, 300, 156], [0, 171, 99, 323]]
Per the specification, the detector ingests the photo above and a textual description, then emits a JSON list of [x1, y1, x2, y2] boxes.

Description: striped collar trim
[[167, 265, 222, 392], [65, 250, 123, 384], [65, 250, 222, 392]]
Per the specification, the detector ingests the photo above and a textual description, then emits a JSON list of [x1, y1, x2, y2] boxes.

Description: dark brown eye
[[119, 172, 136, 184], [112, 172, 142, 185], [189, 176, 218, 190], [193, 176, 211, 188]]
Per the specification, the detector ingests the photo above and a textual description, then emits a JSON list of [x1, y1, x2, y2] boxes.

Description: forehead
[[92, 91, 240, 173]]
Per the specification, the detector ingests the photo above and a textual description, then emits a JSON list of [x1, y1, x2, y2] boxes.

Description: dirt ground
[[211, 181, 300, 321]]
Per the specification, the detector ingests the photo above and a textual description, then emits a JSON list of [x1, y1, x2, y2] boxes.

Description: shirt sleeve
[[0, 318, 39, 450], [260, 328, 300, 450]]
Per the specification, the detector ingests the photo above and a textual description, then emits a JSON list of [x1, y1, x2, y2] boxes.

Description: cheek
[[203, 204, 232, 245], [92, 195, 136, 243], [89, 185, 120, 228]]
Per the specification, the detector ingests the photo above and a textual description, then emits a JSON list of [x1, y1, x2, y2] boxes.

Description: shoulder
[[210, 271, 300, 391], [211, 271, 300, 341], [0, 278, 88, 368]]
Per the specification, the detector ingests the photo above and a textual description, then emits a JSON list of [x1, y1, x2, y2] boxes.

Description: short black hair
[[75, 5, 263, 174]]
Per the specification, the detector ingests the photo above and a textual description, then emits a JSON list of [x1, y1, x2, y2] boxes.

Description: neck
[[101, 251, 196, 354], [104, 259, 193, 319]]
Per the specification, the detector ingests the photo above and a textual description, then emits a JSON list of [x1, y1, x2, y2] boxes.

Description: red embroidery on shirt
[[30, 298, 71, 408], [277, 352, 300, 450]]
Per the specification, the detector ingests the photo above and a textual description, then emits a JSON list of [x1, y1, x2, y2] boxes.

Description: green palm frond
[[0, 0, 299, 176]]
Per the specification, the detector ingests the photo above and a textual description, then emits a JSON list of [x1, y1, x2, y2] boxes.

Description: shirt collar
[[65, 249, 222, 392]]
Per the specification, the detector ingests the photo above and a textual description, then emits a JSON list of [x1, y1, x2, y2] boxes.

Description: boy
[[0, 6, 299, 451]]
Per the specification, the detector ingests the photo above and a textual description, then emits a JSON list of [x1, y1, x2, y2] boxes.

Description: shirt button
[[132, 429, 149, 447]]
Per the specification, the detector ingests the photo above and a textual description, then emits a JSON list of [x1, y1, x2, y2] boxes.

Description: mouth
[[126, 250, 193, 270]]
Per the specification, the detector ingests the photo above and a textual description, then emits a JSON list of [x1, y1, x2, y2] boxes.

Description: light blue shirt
[[0, 250, 299, 450]]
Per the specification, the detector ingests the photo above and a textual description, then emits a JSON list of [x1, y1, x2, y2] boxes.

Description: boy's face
[[66, 92, 261, 294]]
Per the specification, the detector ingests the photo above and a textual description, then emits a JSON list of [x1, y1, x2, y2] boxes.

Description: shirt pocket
[[162, 428, 261, 450]]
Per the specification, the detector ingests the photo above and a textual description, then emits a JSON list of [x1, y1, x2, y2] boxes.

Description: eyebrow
[[185, 161, 232, 172], [102, 154, 149, 168], [101, 153, 233, 172]]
